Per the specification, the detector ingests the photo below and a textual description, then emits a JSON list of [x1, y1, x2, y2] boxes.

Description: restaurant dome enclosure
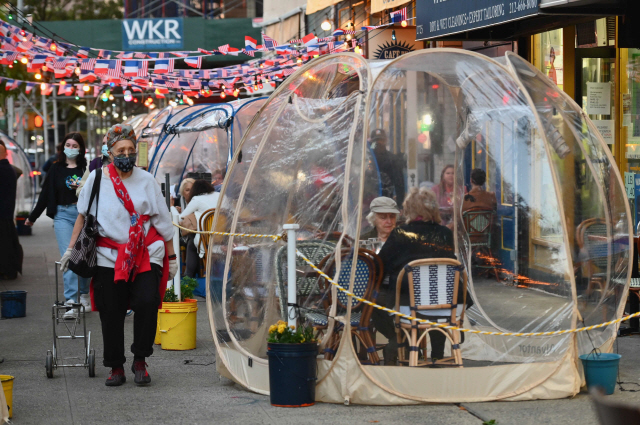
[[206, 50, 632, 404]]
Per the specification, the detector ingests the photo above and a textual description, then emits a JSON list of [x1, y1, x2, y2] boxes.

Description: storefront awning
[[370, 0, 412, 15], [415, 0, 625, 41]]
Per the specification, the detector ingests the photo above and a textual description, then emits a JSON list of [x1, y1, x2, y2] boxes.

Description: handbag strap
[[87, 168, 102, 221]]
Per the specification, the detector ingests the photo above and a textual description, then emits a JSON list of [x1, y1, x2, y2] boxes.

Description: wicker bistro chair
[[576, 219, 609, 301], [306, 248, 382, 364], [274, 239, 337, 321], [394, 258, 468, 367], [461, 207, 498, 281]]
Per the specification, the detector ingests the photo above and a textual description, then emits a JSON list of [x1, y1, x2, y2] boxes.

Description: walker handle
[[54, 261, 61, 305]]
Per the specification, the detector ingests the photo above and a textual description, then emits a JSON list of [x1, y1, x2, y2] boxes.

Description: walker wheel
[[46, 351, 54, 378], [88, 349, 95, 377]]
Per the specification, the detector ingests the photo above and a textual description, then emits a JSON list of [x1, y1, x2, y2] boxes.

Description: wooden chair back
[[462, 207, 494, 247], [198, 208, 216, 259], [394, 258, 467, 326]]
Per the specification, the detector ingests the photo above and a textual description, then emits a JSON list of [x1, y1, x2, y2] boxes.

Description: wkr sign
[[122, 18, 183, 50]]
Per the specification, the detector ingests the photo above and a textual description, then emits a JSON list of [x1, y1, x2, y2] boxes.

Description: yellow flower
[[277, 320, 285, 326], [269, 325, 277, 333], [290, 325, 295, 330], [277, 324, 286, 333], [301, 337, 305, 343]]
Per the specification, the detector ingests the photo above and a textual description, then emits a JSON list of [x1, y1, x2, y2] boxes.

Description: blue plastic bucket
[[579, 352, 621, 395], [0, 290, 27, 318], [267, 343, 318, 407]]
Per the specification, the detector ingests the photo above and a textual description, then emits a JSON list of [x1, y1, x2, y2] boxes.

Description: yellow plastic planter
[[154, 311, 162, 345], [1, 375, 14, 419], [158, 299, 197, 350]]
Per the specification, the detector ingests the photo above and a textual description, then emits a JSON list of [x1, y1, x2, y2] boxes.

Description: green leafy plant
[[482, 420, 497, 425], [180, 276, 198, 301], [163, 276, 198, 303], [267, 321, 316, 344], [16, 211, 29, 218]]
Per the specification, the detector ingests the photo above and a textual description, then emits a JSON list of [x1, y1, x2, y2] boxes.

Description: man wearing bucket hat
[[370, 129, 406, 207], [65, 123, 178, 387], [361, 196, 400, 244]]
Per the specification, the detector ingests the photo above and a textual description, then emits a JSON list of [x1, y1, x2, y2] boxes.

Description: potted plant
[[15, 211, 31, 236], [157, 277, 199, 350], [267, 321, 318, 407]]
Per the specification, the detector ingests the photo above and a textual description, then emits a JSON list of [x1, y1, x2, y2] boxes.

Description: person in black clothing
[[0, 140, 23, 279], [370, 129, 406, 207], [26, 133, 91, 317], [374, 186, 471, 364]]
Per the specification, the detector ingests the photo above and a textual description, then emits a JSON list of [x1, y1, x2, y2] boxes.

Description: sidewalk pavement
[[1, 216, 640, 425]]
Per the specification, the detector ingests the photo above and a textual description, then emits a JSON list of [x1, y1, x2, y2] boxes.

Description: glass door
[[575, 47, 617, 154]]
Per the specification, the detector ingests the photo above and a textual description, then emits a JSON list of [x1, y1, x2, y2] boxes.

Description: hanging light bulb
[[185, 97, 194, 106], [401, 19, 408, 27], [40, 83, 47, 91], [233, 88, 239, 97], [75, 66, 81, 76], [321, 18, 332, 32], [108, 94, 114, 100], [220, 92, 226, 99], [297, 57, 303, 65], [354, 46, 362, 55], [258, 81, 263, 90], [346, 34, 352, 41], [392, 30, 396, 41], [148, 79, 153, 87], [35, 73, 42, 80], [50, 43, 56, 52], [20, 56, 28, 64], [221, 84, 225, 90], [42, 65, 48, 71], [123, 90, 132, 101], [59, 80, 66, 86], [19, 28, 26, 37], [83, 84, 90, 92]]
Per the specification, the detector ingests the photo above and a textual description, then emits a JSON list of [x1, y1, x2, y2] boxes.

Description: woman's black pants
[[93, 264, 162, 368], [185, 233, 200, 278]]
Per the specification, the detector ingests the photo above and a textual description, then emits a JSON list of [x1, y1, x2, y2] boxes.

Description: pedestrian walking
[[26, 133, 90, 317], [0, 140, 23, 280], [62, 123, 177, 386]]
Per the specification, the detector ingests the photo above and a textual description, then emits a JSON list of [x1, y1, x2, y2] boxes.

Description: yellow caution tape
[[296, 251, 640, 338], [172, 222, 282, 242]]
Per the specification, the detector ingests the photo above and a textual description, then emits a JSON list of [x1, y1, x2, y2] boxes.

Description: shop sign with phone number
[[415, 0, 539, 41]]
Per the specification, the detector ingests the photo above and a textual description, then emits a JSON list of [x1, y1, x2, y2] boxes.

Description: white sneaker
[[64, 299, 75, 307], [79, 294, 92, 312], [63, 307, 78, 320]]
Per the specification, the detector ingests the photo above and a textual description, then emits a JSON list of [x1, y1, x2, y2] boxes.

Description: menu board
[[586, 82, 611, 115]]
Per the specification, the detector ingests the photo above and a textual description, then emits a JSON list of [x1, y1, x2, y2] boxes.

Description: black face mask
[[112, 154, 137, 172]]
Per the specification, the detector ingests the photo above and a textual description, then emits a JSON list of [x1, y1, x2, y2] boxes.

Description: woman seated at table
[[432, 164, 466, 228], [179, 180, 219, 278], [374, 187, 469, 365], [360, 196, 400, 245]]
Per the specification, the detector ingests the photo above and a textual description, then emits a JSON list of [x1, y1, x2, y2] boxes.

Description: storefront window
[[534, 29, 564, 91]]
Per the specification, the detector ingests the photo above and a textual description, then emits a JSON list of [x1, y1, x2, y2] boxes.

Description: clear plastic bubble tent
[[205, 49, 632, 404], [1, 130, 35, 214]]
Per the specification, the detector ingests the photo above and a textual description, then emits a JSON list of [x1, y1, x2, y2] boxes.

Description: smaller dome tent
[[1, 131, 35, 215], [147, 98, 267, 192], [206, 50, 631, 404]]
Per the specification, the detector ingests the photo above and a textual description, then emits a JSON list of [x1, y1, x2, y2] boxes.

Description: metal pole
[[52, 92, 59, 150], [7, 96, 14, 138], [170, 207, 181, 299], [165, 173, 171, 209], [86, 98, 92, 157], [17, 97, 24, 149], [42, 94, 49, 160], [283, 223, 299, 328]]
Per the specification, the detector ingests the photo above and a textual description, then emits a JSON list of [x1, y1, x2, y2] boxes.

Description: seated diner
[[361, 196, 400, 245], [374, 187, 472, 364]]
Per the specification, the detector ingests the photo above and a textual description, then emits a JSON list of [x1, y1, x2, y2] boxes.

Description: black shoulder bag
[[68, 168, 102, 278]]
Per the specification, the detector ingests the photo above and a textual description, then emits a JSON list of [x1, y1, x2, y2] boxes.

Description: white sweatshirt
[[77, 167, 174, 268], [179, 192, 219, 220]]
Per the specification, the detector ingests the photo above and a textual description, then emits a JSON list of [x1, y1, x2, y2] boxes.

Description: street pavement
[[1, 216, 640, 425]]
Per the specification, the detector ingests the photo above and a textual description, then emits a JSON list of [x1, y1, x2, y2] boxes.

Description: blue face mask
[[101, 145, 109, 157], [64, 148, 79, 159]]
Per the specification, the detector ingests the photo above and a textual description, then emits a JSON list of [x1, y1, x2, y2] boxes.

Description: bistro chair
[[576, 218, 609, 301], [394, 258, 468, 367], [462, 207, 498, 281], [307, 248, 382, 364]]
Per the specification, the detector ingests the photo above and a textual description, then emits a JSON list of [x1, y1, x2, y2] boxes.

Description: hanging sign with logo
[[368, 28, 416, 60], [122, 18, 184, 51], [415, 0, 540, 41]]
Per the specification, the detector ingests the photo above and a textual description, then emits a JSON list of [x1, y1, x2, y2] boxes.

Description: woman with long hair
[[26, 133, 90, 318], [432, 164, 466, 227]]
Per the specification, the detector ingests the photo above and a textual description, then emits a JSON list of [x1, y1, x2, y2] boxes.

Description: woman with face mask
[[26, 133, 91, 318], [76, 135, 111, 197], [64, 124, 177, 387]]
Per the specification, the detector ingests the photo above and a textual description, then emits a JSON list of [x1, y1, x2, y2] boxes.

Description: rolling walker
[[45, 261, 95, 378]]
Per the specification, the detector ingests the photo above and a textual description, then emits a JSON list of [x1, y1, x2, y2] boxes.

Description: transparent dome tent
[[1, 131, 35, 214], [206, 50, 631, 404], [146, 98, 267, 192]]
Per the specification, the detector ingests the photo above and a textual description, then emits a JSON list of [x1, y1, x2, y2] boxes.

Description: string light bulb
[[220, 92, 226, 99], [321, 18, 332, 32], [401, 20, 408, 27], [233, 88, 239, 97], [83, 84, 90, 92], [50, 43, 56, 52], [346, 34, 352, 41], [35, 73, 42, 80], [20, 56, 28, 64], [42, 65, 48, 71], [59, 80, 66, 85], [75, 66, 81, 76], [354, 46, 362, 55], [392, 30, 396, 41], [297, 58, 303, 65], [40, 83, 47, 91]]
